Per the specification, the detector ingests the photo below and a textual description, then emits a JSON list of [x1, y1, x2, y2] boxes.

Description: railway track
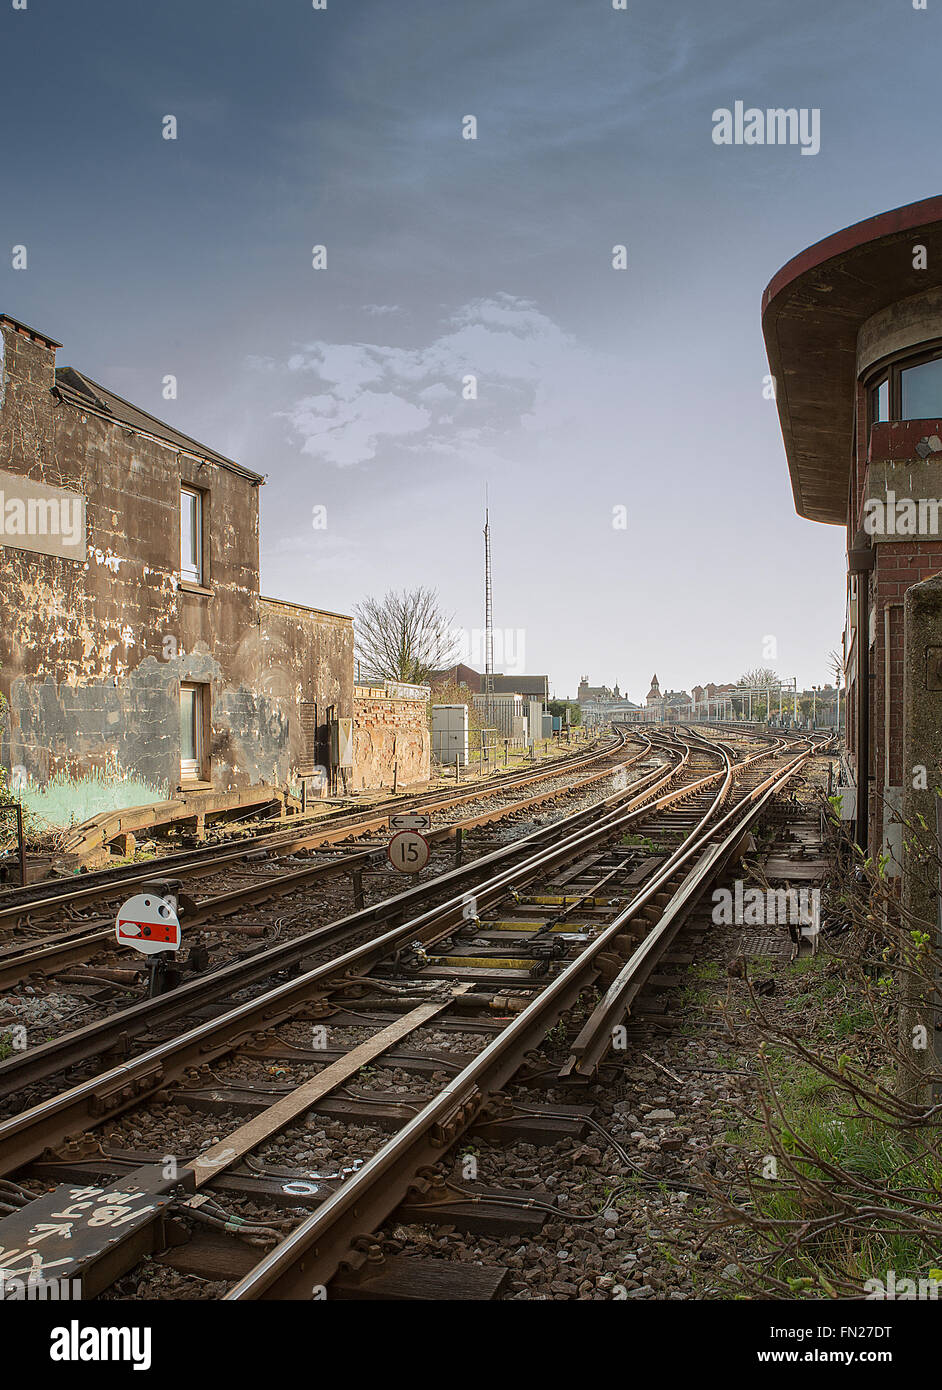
[[0, 725, 821, 1302], [0, 730, 641, 999], [0, 729, 624, 927], [0, 729, 674, 1103]]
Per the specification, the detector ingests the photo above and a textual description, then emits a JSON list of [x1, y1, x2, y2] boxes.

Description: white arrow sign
[[390, 813, 432, 831]]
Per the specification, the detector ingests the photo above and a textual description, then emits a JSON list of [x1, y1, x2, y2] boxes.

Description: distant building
[[576, 674, 638, 724], [689, 681, 737, 718], [429, 663, 482, 693], [580, 695, 639, 723], [432, 665, 549, 746], [430, 666, 548, 702], [490, 673, 550, 701], [663, 688, 692, 711], [635, 674, 695, 722], [577, 675, 623, 703]]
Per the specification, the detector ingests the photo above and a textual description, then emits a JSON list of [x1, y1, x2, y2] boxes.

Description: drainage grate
[[738, 933, 794, 959]]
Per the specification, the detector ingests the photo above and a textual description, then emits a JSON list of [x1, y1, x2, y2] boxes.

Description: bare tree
[[738, 668, 782, 687], [354, 587, 458, 685], [827, 648, 844, 687]]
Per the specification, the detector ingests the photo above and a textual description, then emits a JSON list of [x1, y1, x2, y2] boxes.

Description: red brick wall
[[352, 691, 430, 791], [857, 418, 942, 852], [872, 550, 941, 810]]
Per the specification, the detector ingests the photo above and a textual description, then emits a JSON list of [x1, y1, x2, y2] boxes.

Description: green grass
[[750, 1106, 942, 1291], [738, 1025, 942, 1293], [656, 940, 942, 1296], [832, 1004, 874, 1037], [621, 834, 660, 853], [785, 957, 821, 977], [690, 961, 723, 982]]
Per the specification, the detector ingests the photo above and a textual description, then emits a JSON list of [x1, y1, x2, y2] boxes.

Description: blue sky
[[1, 0, 935, 698]]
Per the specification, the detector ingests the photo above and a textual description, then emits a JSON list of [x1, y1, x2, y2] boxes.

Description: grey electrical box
[[432, 703, 469, 766], [329, 718, 354, 768]]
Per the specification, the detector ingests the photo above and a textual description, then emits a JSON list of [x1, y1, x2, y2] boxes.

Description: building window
[[180, 486, 202, 584], [866, 345, 942, 426], [900, 355, 942, 421], [870, 377, 889, 424], [180, 683, 207, 782]]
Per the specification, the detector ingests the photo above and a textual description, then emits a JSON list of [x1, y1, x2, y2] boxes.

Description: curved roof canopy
[[762, 195, 942, 525]]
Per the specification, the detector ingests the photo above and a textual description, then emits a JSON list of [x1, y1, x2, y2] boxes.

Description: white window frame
[[180, 683, 205, 782], [180, 485, 203, 584]]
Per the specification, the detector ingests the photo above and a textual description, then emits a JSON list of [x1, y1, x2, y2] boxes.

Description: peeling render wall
[[256, 598, 354, 789], [0, 318, 354, 826]]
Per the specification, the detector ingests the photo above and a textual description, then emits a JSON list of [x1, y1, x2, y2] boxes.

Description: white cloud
[[417, 382, 454, 403], [273, 293, 619, 469], [286, 389, 430, 467]]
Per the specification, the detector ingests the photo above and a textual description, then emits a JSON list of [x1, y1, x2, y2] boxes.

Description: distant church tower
[[646, 673, 662, 707]]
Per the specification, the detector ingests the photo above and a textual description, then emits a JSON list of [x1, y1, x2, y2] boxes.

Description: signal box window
[[900, 356, 942, 421]]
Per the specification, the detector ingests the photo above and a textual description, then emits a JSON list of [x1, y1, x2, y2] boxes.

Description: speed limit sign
[[387, 829, 430, 874]]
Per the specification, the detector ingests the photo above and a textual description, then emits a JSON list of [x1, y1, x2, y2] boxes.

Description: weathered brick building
[[763, 196, 942, 916], [0, 314, 353, 827]]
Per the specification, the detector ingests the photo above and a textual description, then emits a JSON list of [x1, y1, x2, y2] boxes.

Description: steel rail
[[225, 736, 813, 1299], [0, 736, 704, 1171], [0, 733, 644, 991], [0, 730, 689, 1104], [0, 731, 627, 926], [0, 733, 690, 996], [0, 727, 791, 1295], [0, 725, 781, 1187], [0, 726, 754, 1175], [559, 741, 813, 1076]]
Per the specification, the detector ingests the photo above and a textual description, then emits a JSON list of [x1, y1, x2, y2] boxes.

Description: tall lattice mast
[[483, 496, 494, 700]]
